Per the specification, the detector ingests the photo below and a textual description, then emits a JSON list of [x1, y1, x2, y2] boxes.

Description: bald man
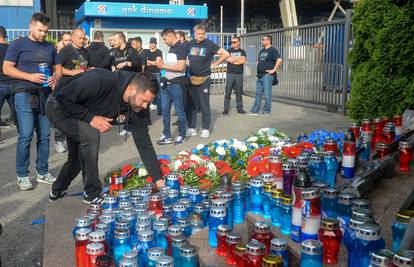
[[55, 28, 90, 153], [58, 28, 89, 77]]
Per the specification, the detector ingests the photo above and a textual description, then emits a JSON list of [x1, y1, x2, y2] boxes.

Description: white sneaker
[[119, 130, 131, 136], [55, 141, 66, 153], [17, 176, 34, 191], [200, 129, 210, 138], [36, 173, 57, 185], [186, 128, 197, 137], [150, 104, 157, 111]]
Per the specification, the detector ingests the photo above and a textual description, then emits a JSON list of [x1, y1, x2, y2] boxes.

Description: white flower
[[268, 136, 280, 143], [173, 159, 183, 171], [247, 136, 258, 142], [138, 167, 148, 177], [196, 144, 205, 150], [207, 162, 217, 175], [216, 139, 229, 146], [257, 128, 271, 136], [239, 144, 248, 152], [216, 146, 226, 156], [190, 154, 203, 163], [179, 151, 189, 156]]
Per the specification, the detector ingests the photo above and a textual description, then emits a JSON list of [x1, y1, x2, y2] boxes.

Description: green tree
[[348, 0, 414, 120]]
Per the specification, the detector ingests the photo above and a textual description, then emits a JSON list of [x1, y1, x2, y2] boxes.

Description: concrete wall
[[0, 0, 41, 29]]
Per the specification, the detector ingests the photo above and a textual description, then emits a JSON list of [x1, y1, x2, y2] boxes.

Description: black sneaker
[[237, 109, 247, 114], [82, 193, 100, 204], [48, 190, 67, 202], [0, 121, 12, 129], [222, 110, 229, 115]]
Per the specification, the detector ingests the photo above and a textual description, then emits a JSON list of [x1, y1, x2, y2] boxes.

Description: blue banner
[[76, 1, 208, 21]]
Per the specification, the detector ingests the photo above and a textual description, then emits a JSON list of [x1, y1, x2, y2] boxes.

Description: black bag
[[272, 72, 279, 86]]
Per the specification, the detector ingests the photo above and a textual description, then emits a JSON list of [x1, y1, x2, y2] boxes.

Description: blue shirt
[[4, 36, 60, 88]]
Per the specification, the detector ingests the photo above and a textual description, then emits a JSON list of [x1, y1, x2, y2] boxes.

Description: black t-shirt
[[186, 39, 220, 76], [257, 46, 280, 75], [0, 43, 10, 82], [58, 45, 89, 71], [165, 41, 187, 80], [145, 49, 162, 73], [226, 48, 246, 74], [112, 46, 141, 72], [137, 48, 147, 72]]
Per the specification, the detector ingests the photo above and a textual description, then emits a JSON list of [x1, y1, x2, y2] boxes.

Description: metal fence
[[241, 11, 352, 113], [5, 29, 68, 43], [206, 32, 235, 95]]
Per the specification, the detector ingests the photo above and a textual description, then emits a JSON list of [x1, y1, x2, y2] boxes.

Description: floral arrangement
[[302, 129, 345, 152], [111, 128, 292, 191]]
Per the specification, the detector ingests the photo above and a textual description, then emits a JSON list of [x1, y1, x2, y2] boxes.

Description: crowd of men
[[0, 12, 282, 201]]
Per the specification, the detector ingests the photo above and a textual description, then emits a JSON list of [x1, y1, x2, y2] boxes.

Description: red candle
[[245, 240, 265, 267], [86, 243, 105, 267], [318, 218, 342, 264], [399, 142, 413, 172], [226, 233, 242, 265], [234, 244, 247, 267], [361, 118, 372, 132], [268, 156, 283, 178], [393, 114, 403, 137], [148, 193, 163, 216], [323, 139, 338, 155], [371, 118, 383, 150], [382, 127, 395, 144], [75, 228, 91, 267], [349, 122, 360, 146], [88, 231, 110, 254], [216, 225, 231, 256], [376, 143, 390, 159], [251, 222, 274, 254]]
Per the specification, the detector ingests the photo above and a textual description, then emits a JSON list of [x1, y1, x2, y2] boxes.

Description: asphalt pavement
[[0, 95, 350, 266]]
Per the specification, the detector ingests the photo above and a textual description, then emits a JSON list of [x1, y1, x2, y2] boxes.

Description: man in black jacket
[[46, 69, 162, 203], [111, 32, 141, 72], [87, 31, 110, 69]]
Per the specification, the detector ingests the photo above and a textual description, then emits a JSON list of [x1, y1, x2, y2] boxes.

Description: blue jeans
[[251, 74, 274, 114], [15, 92, 51, 177], [152, 73, 162, 114], [161, 83, 187, 138], [0, 84, 14, 120]]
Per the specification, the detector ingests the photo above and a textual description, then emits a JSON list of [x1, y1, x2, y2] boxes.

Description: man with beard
[[3, 13, 62, 190], [46, 70, 163, 203]]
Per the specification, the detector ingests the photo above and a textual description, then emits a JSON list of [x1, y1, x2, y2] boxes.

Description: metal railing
[[241, 11, 352, 113], [5, 29, 68, 43]]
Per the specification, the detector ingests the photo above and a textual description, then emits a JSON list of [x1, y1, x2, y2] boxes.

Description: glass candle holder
[[393, 114, 403, 138], [149, 193, 163, 217], [301, 187, 321, 241], [252, 221, 274, 254], [75, 228, 91, 267], [232, 186, 245, 224], [301, 240, 323, 267], [180, 244, 198, 267], [354, 224, 385, 266], [234, 244, 247, 267], [399, 142, 413, 172], [280, 195, 293, 235], [318, 218, 342, 264], [282, 163, 295, 195], [226, 232, 242, 265], [216, 224, 231, 257], [250, 178, 264, 215], [245, 240, 266, 267], [208, 208, 226, 248], [376, 142, 390, 159], [262, 255, 283, 267], [270, 189, 283, 227], [391, 211, 413, 252], [270, 238, 288, 267]]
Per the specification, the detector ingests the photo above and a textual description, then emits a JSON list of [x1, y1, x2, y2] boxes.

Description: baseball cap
[[149, 37, 157, 44]]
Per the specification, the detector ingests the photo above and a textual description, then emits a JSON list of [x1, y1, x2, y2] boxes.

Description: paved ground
[[0, 95, 350, 266]]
